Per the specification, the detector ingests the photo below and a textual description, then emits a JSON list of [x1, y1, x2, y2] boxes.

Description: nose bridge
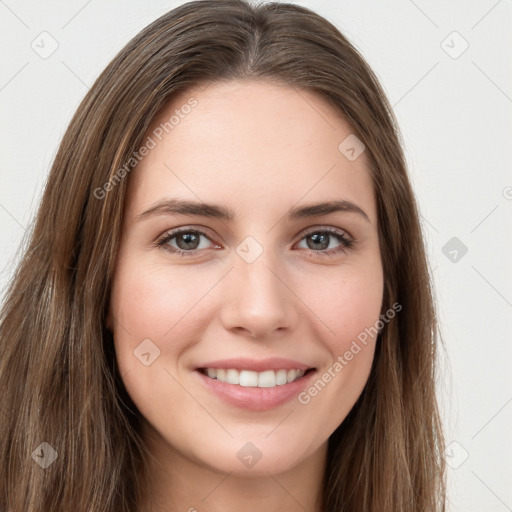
[[219, 238, 297, 336]]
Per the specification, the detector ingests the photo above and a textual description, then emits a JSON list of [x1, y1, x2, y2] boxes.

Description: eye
[[155, 226, 354, 258], [295, 228, 354, 256], [155, 228, 217, 256]]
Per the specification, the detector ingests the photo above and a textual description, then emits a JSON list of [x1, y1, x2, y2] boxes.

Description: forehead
[[125, 79, 376, 224]]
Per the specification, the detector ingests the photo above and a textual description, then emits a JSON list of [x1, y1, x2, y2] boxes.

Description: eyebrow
[[137, 198, 371, 223]]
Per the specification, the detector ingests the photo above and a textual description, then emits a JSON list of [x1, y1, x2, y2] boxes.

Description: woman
[[0, 1, 446, 510]]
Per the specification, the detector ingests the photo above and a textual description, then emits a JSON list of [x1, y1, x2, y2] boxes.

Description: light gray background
[[1, 1, 511, 510]]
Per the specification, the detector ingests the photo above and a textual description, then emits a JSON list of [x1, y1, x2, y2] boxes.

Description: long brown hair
[[0, 1, 445, 510]]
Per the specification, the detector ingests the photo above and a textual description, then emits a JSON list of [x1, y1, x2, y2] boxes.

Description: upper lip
[[196, 357, 315, 372]]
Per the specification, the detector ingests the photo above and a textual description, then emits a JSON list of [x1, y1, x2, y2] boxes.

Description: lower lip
[[194, 369, 317, 411]]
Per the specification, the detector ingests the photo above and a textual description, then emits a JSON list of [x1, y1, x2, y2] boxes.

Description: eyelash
[[155, 227, 354, 258]]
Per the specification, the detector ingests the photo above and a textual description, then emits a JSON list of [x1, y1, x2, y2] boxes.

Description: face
[[108, 79, 383, 478]]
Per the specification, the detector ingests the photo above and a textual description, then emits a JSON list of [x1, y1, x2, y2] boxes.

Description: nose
[[218, 250, 299, 339]]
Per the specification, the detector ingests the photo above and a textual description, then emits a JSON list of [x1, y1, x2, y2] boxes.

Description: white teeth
[[258, 370, 276, 388], [287, 369, 296, 383], [202, 368, 307, 387], [226, 369, 240, 385], [275, 369, 288, 385], [239, 370, 258, 387]]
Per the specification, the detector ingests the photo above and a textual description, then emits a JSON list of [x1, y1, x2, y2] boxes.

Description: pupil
[[308, 233, 329, 250], [178, 233, 199, 250]]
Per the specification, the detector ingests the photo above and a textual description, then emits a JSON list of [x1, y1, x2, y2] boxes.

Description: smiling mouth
[[197, 367, 316, 388]]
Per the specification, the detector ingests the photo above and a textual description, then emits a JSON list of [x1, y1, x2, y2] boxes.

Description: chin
[[187, 434, 319, 477]]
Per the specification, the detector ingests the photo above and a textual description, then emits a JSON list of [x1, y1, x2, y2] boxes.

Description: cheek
[[109, 260, 206, 418], [299, 260, 384, 352], [332, 277, 383, 348], [109, 258, 230, 411], [110, 259, 215, 350], [292, 258, 383, 412]]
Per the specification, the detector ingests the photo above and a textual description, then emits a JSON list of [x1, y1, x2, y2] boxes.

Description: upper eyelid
[[158, 225, 352, 247], [299, 225, 352, 240]]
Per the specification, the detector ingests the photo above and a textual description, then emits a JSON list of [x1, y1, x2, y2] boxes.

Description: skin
[[108, 79, 384, 512]]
